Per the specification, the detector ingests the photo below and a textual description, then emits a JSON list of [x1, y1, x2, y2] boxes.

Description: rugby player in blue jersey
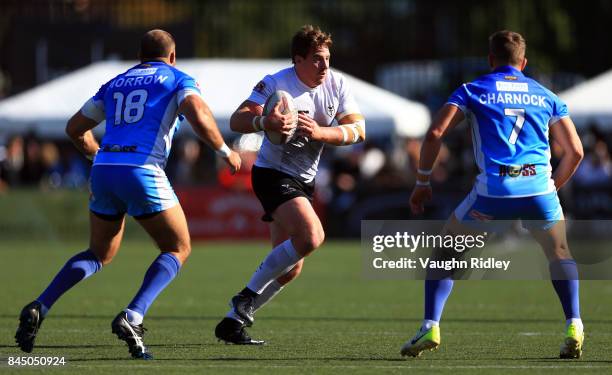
[[403, 31, 584, 359], [15, 29, 241, 359]]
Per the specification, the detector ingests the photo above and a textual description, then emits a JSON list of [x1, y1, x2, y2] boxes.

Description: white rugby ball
[[262, 90, 298, 145]]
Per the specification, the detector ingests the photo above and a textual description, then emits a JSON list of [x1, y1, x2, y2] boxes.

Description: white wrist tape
[[416, 179, 431, 186], [417, 168, 432, 175], [252, 116, 265, 132], [339, 126, 349, 144], [338, 120, 365, 145], [215, 143, 232, 158]]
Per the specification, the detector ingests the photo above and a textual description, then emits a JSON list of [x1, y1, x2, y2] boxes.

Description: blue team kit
[[448, 65, 568, 224], [87, 61, 200, 217]]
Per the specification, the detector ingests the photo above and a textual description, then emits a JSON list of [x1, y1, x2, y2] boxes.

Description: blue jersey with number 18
[[447, 65, 569, 198], [81, 61, 200, 171]]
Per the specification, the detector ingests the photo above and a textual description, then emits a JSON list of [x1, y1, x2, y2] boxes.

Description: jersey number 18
[[112, 89, 148, 125]]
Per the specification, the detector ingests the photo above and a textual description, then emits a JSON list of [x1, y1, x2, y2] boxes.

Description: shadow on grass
[[66, 356, 612, 363], [2, 314, 612, 325], [67, 356, 415, 363]]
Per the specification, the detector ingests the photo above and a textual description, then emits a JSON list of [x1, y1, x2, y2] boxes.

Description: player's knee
[[295, 228, 325, 255], [90, 247, 116, 266], [548, 243, 571, 261], [175, 241, 191, 261]]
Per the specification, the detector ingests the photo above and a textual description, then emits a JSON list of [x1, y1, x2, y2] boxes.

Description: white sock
[[226, 309, 245, 324], [125, 308, 143, 325], [421, 319, 439, 331], [246, 240, 302, 294], [253, 280, 284, 311], [566, 318, 583, 329]]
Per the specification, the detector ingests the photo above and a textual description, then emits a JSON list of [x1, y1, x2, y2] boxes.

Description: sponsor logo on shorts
[[280, 183, 297, 194]]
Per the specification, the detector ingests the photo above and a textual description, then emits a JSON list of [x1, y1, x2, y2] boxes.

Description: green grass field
[[1, 239, 612, 374]]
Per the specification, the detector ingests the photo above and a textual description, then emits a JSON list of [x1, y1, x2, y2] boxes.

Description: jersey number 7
[[504, 108, 525, 145]]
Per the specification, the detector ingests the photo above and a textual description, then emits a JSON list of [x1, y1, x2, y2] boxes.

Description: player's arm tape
[[177, 89, 202, 106], [415, 179, 431, 187], [80, 98, 105, 123], [417, 168, 432, 175], [215, 143, 232, 158], [338, 120, 366, 145], [252, 116, 265, 132]]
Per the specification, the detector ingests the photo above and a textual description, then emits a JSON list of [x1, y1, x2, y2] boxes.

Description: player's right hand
[[409, 185, 432, 214], [224, 151, 242, 175], [263, 101, 297, 136]]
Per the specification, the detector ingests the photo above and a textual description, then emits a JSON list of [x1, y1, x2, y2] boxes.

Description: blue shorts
[[454, 188, 563, 231], [89, 165, 178, 218]]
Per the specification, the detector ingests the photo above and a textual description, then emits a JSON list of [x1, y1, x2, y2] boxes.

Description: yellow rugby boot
[[559, 321, 584, 359], [400, 325, 441, 357]]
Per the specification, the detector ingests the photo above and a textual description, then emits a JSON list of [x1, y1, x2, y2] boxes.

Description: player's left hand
[[409, 185, 432, 214], [224, 150, 242, 175], [297, 113, 322, 140]]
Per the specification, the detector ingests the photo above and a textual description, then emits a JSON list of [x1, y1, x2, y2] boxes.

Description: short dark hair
[[291, 25, 332, 63], [139, 29, 176, 60], [489, 30, 526, 66]]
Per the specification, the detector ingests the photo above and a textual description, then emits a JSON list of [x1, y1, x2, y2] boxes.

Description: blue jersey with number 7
[[447, 65, 569, 197], [81, 61, 200, 171]]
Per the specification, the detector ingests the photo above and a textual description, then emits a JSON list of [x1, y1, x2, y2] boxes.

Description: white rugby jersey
[[247, 67, 361, 183]]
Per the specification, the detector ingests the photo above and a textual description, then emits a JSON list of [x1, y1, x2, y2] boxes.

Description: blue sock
[[424, 278, 454, 322], [127, 252, 181, 317], [549, 259, 580, 319], [37, 250, 102, 313]]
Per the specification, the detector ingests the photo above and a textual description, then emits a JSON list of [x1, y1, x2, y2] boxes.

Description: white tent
[[0, 59, 430, 139], [560, 69, 612, 128]]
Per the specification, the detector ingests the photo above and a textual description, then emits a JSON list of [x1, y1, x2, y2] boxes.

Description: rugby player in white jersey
[[214, 25, 366, 344]]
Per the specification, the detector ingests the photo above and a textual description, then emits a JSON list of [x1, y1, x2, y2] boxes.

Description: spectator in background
[[0, 134, 24, 189], [21, 132, 46, 186], [171, 138, 202, 187], [574, 139, 612, 186], [39, 142, 62, 190]]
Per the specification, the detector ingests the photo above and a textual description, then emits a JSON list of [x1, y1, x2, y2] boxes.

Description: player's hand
[[409, 185, 432, 214], [263, 101, 297, 136], [223, 150, 242, 175], [296, 113, 322, 140]]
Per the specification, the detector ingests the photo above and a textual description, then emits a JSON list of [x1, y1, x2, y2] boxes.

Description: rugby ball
[[262, 90, 298, 145]]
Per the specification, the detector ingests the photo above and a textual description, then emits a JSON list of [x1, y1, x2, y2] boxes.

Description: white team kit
[[247, 67, 361, 183]]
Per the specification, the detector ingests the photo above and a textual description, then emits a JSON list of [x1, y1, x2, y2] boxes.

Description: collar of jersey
[[292, 67, 318, 93], [492, 65, 524, 77], [138, 60, 168, 67]]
